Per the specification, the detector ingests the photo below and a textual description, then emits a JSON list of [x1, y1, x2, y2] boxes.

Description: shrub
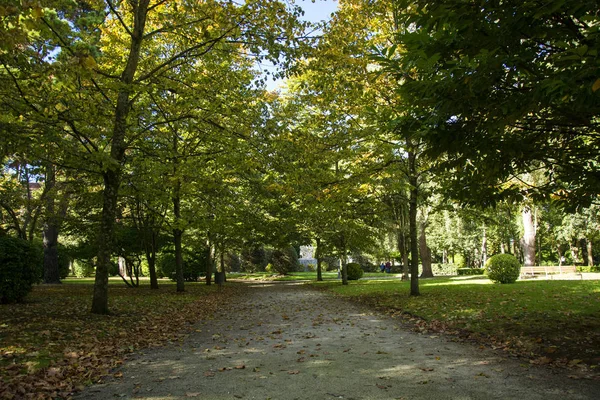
[[457, 267, 484, 276], [577, 265, 600, 273], [72, 260, 95, 278], [269, 246, 299, 275], [485, 254, 521, 284], [346, 262, 364, 280], [0, 236, 43, 303], [433, 263, 459, 276]]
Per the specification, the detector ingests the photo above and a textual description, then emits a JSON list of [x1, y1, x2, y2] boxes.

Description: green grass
[[314, 275, 600, 366], [227, 270, 399, 281]]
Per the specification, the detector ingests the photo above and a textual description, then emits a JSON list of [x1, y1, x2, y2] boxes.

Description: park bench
[[520, 265, 582, 279]]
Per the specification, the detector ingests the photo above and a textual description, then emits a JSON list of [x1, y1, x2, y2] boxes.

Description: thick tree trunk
[[586, 240, 593, 267], [91, 1, 150, 314], [92, 170, 119, 314], [43, 163, 61, 284], [408, 150, 420, 296], [521, 206, 536, 266], [419, 220, 433, 278], [316, 237, 323, 282]]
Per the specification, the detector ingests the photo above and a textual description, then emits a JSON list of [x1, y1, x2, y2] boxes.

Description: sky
[[297, 0, 339, 23], [263, 0, 339, 90]]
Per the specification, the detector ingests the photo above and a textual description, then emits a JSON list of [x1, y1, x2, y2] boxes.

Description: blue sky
[[297, 0, 339, 23]]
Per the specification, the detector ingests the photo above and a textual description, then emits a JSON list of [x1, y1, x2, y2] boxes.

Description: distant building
[[298, 245, 317, 271]]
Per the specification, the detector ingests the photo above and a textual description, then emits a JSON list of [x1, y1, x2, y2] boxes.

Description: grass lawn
[[228, 270, 396, 281], [0, 278, 239, 398], [314, 275, 600, 369]]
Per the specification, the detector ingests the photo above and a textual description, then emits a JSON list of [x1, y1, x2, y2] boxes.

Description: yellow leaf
[[593, 78, 600, 92]]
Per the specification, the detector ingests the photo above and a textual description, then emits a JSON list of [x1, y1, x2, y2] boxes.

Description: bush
[[485, 254, 521, 284], [346, 262, 364, 280], [72, 260, 95, 278], [577, 265, 600, 273], [457, 267, 484, 276], [432, 263, 459, 276], [0, 236, 43, 303], [269, 246, 299, 275]]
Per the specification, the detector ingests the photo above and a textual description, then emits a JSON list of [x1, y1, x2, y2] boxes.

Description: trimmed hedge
[[0, 236, 43, 303], [485, 254, 521, 284], [346, 262, 364, 280], [457, 268, 485, 276]]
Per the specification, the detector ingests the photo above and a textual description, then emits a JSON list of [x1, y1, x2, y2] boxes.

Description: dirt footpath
[[75, 282, 600, 400]]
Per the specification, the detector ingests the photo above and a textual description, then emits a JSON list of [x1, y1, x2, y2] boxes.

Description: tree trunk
[[206, 238, 213, 285], [316, 237, 323, 282], [521, 206, 536, 266], [481, 223, 487, 267], [408, 150, 420, 296], [419, 219, 433, 278], [570, 241, 580, 264], [147, 230, 159, 289], [579, 238, 588, 266], [398, 229, 409, 281], [557, 246, 564, 266], [91, 1, 150, 314], [587, 239, 594, 267], [340, 234, 348, 285], [92, 170, 120, 314], [43, 163, 61, 284]]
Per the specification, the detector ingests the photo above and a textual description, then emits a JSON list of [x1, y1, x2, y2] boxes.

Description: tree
[[390, 0, 600, 208], [1, 1, 310, 313]]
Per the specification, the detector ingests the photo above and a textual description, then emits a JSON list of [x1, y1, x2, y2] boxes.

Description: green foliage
[[485, 254, 521, 284], [156, 250, 206, 282], [432, 263, 459, 276], [0, 236, 43, 303], [269, 246, 299, 275], [57, 244, 71, 279], [578, 265, 600, 273], [72, 260, 95, 278], [457, 268, 484, 276], [241, 246, 270, 272], [346, 262, 364, 281], [156, 253, 175, 279]]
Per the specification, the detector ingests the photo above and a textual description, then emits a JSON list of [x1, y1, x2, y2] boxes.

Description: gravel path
[[75, 282, 600, 399]]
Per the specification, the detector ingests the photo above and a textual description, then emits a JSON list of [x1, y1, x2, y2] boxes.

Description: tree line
[[1, 0, 598, 312]]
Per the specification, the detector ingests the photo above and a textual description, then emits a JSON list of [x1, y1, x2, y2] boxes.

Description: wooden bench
[[520, 265, 582, 279]]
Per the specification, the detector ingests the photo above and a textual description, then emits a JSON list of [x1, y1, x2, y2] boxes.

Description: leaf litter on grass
[[0, 282, 248, 399]]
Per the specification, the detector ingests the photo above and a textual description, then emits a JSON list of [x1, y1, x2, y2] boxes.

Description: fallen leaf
[[185, 393, 201, 397], [287, 370, 300, 375]]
